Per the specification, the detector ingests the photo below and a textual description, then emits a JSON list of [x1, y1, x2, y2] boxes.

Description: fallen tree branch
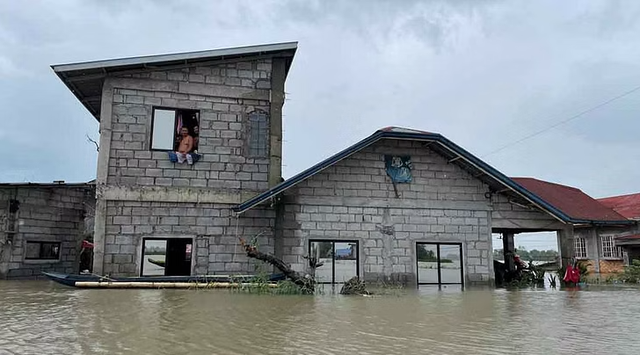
[[239, 238, 315, 294]]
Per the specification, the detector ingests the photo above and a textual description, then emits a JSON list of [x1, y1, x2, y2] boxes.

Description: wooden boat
[[147, 258, 166, 268], [43, 272, 285, 289]]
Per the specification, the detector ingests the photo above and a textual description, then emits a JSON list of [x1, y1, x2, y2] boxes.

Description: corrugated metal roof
[[51, 41, 298, 121], [234, 127, 630, 225], [511, 178, 629, 222], [51, 42, 298, 73], [598, 193, 640, 220]]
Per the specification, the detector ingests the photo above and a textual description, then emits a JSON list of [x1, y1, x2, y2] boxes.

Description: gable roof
[[51, 41, 298, 121], [598, 192, 640, 220], [511, 178, 629, 222], [233, 127, 632, 225]]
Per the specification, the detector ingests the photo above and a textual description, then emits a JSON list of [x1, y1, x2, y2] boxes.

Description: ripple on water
[[1, 281, 639, 355]]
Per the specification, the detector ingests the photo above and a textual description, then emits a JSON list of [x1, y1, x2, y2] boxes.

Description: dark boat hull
[[43, 272, 285, 288]]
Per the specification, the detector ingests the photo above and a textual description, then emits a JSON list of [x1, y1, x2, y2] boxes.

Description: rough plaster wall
[[103, 201, 274, 276], [491, 193, 561, 230], [107, 60, 272, 191], [0, 187, 91, 279], [277, 139, 494, 284]]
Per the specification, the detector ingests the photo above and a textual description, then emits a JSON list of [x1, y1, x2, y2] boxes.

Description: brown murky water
[[0, 281, 638, 355]]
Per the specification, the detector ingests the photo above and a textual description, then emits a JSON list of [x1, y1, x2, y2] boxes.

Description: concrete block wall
[[277, 139, 495, 285], [106, 59, 273, 191], [103, 201, 275, 276], [93, 56, 287, 275], [491, 193, 562, 230], [0, 186, 93, 279], [573, 226, 638, 275]]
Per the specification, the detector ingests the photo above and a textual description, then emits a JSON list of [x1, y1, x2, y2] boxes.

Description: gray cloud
[[2, 0, 640, 249]]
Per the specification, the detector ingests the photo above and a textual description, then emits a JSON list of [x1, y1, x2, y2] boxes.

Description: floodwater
[[1, 281, 639, 355]]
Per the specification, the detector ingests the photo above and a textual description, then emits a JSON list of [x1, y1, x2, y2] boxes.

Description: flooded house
[[0, 182, 94, 279], [512, 178, 638, 276], [598, 193, 640, 269], [50, 42, 637, 286]]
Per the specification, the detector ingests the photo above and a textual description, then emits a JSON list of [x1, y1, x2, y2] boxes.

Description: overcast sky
[[2, 0, 640, 250]]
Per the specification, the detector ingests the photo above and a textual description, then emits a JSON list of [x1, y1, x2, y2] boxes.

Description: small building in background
[[598, 193, 640, 267], [514, 178, 640, 276], [0, 182, 95, 279]]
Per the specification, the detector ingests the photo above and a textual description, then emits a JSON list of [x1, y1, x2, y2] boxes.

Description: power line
[[481, 84, 640, 158]]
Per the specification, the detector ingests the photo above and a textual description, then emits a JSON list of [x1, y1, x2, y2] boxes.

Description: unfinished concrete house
[[53, 43, 297, 277], [0, 182, 95, 279], [52, 42, 638, 286], [232, 127, 637, 285]]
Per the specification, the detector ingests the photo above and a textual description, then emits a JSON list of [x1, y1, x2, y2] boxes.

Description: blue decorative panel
[[384, 155, 413, 183]]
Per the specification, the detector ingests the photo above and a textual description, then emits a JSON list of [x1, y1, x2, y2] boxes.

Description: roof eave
[[51, 41, 298, 73]]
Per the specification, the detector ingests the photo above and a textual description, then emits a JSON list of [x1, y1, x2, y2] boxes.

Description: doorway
[[416, 243, 463, 286], [141, 238, 193, 276]]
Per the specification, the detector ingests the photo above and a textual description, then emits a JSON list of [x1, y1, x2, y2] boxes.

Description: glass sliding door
[[309, 240, 359, 284], [310, 241, 333, 283], [416, 243, 463, 286], [439, 244, 463, 284]]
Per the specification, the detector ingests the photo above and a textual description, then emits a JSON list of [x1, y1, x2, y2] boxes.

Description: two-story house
[[53, 42, 638, 286], [53, 42, 297, 276]]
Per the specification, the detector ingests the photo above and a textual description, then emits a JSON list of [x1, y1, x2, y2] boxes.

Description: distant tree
[[417, 246, 437, 262]]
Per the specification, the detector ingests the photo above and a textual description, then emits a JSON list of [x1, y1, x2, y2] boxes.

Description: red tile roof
[[511, 177, 629, 222], [597, 193, 640, 220]]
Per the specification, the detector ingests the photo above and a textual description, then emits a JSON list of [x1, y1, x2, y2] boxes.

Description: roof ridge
[[511, 177, 583, 193], [598, 192, 640, 201]]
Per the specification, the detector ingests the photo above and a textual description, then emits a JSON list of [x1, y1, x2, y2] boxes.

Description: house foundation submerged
[[50, 42, 637, 286]]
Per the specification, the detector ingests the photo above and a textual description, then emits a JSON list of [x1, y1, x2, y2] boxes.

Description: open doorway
[[141, 238, 193, 276]]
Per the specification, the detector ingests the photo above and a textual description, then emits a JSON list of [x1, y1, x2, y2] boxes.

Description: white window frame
[[151, 108, 178, 151], [574, 237, 587, 259], [601, 235, 623, 259]]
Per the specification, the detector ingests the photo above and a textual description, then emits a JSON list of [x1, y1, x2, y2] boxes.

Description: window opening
[[248, 111, 268, 157], [25, 241, 61, 260], [141, 238, 193, 276], [416, 242, 463, 285], [601, 235, 623, 259], [309, 240, 358, 284], [574, 237, 587, 259]]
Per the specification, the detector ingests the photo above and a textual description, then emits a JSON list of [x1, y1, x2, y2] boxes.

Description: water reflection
[[1, 281, 639, 354]]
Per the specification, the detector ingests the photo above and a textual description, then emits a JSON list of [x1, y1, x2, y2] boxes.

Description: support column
[[502, 232, 515, 272], [592, 227, 600, 273], [92, 79, 114, 275], [557, 225, 575, 268], [268, 57, 286, 188]]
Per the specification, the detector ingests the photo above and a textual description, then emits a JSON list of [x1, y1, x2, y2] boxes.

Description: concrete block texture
[[106, 58, 274, 195], [275, 139, 496, 285], [0, 185, 94, 279], [102, 201, 275, 276]]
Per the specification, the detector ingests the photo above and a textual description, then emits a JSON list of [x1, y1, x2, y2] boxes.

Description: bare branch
[[86, 134, 99, 152]]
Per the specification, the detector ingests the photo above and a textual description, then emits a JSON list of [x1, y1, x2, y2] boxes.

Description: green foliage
[[506, 260, 546, 288], [493, 248, 558, 261], [227, 271, 308, 295], [619, 259, 640, 284], [416, 246, 453, 263]]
